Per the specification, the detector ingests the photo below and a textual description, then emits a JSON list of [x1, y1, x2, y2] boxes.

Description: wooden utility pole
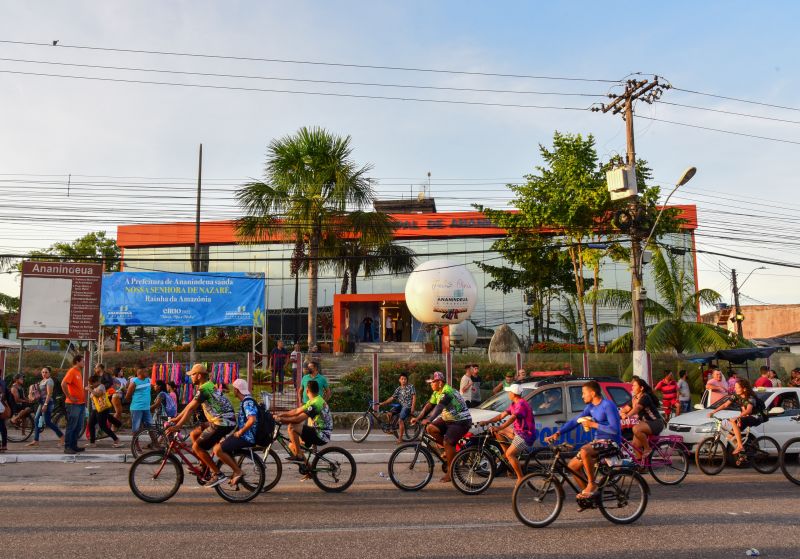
[[731, 269, 744, 338], [190, 144, 202, 364], [594, 77, 670, 383]]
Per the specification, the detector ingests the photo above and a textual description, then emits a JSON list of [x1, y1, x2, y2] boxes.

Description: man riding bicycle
[[167, 364, 236, 488], [275, 379, 333, 462], [377, 372, 416, 442], [411, 371, 472, 483], [544, 381, 621, 500]]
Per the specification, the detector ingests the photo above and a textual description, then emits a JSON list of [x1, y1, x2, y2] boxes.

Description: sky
[[1, 0, 800, 314]]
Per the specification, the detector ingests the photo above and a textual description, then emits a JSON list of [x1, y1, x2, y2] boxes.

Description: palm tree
[[236, 126, 384, 347], [548, 295, 616, 344], [592, 247, 735, 353]]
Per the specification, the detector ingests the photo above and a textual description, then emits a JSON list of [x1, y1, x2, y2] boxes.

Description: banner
[[100, 272, 265, 327]]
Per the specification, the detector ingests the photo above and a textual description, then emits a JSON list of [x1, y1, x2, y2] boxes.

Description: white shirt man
[[459, 365, 475, 407]]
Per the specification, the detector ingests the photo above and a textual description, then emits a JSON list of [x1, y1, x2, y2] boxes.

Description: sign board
[[100, 272, 265, 327], [18, 261, 103, 340]]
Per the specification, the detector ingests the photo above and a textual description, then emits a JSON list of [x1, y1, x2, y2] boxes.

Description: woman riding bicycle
[[710, 378, 761, 455], [620, 377, 664, 459]]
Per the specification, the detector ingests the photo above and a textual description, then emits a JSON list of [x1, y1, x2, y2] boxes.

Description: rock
[[488, 324, 523, 364]]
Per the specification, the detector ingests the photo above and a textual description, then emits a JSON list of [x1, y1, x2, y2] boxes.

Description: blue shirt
[[559, 398, 622, 444], [130, 377, 152, 411], [237, 397, 259, 444]]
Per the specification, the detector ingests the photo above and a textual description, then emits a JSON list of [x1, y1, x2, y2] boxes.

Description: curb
[[0, 451, 396, 465]]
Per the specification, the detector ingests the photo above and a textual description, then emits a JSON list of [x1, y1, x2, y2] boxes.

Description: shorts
[[130, 409, 153, 432], [398, 406, 412, 420], [510, 434, 535, 453], [739, 415, 763, 429], [662, 399, 677, 411], [301, 424, 329, 446], [219, 435, 255, 454], [197, 425, 234, 451], [431, 418, 471, 445], [589, 439, 620, 459], [643, 418, 665, 435], [680, 400, 691, 413]]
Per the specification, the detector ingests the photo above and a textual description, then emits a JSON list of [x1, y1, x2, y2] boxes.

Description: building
[[702, 304, 800, 353], [116, 203, 699, 350]]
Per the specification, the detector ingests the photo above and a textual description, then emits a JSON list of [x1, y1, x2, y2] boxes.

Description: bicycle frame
[[261, 423, 338, 474], [618, 435, 688, 467]]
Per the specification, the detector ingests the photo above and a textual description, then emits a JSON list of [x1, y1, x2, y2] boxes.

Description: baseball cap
[[504, 383, 523, 396], [426, 371, 445, 384], [231, 378, 251, 396]]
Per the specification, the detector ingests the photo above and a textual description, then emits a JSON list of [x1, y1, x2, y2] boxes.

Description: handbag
[[0, 398, 9, 420]]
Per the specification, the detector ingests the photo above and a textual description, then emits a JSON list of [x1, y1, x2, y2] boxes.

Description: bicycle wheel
[[260, 449, 283, 492], [388, 443, 434, 491], [598, 470, 649, 525], [311, 447, 357, 492], [130, 427, 167, 458], [402, 419, 422, 441], [128, 451, 183, 503], [695, 437, 727, 475], [54, 411, 67, 431], [524, 447, 555, 475], [214, 450, 265, 503], [7, 414, 34, 442], [751, 436, 780, 474], [350, 414, 372, 443], [451, 447, 495, 495], [512, 473, 564, 528], [647, 441, 689, 485], [779, 437, 800, 486]]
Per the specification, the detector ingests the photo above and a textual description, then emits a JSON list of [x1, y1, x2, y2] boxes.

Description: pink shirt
[[706, 379, 728, 405]]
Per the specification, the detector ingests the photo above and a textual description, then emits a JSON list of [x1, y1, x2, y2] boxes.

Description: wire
[[672, 87, 800, 113], [0, 39, 622, 83], [638, 115, 800, 146], [659, 100, 800, 126]]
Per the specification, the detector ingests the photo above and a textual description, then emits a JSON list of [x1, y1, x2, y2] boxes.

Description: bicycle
[[387, 428, 456, 491], [618, 434, 690, 485], [128, 422, 266, 503], [512, 442, 649, 528], [258, 421, 357, 493], [694, 414, 780, 475], [450, 424, 537, 495], [6, 403, 35, 442], [778, 416, 800, 485], [350, 399, 421, 443]]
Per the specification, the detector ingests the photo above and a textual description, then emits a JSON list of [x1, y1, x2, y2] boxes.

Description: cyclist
[[275, 380, 333, 462], [620, 377, 663, 458], [377, 372, 416, 443], [654, 370, 680, 418], [167, 364, 236, 488], [709, 378, 761, 455], [477, 383, 535, 483], [214, 379, 259, 486], [544, 380, 621, 500], [9, 374, 34, 427], [411, 371, 472, 483]]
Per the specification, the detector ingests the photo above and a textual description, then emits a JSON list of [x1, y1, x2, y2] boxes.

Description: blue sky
[[1, 1, 799, 310]]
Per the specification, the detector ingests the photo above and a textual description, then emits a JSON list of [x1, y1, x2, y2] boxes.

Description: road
[[1, 457, 798, 559]]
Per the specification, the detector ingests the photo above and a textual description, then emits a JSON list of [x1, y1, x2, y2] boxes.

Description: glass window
[[530, 387, 562, 416], [569, 386, 585, 413], [606, 386, 632, 407]]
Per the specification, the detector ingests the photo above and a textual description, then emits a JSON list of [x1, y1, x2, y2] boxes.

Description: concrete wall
[[702, 304, 800, 338]]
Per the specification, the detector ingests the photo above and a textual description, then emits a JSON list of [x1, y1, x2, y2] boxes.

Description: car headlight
[[695, 422, 716, 433]]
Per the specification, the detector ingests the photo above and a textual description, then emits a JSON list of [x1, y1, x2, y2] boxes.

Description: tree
[[594, 247, 737, 353], [236, 126, 386, 347], [23, 231, 121, 271], [0, 293, 20, 337], [548, 294, 616, 344]]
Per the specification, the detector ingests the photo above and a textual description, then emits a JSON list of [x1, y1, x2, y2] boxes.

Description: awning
[[679, 346, 785, 365]]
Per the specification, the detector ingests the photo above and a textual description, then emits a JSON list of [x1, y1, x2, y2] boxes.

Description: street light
[[639, 166, 697, 269]]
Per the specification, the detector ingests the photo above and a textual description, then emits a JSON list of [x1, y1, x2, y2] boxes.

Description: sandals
[[229, 472, 245, 486], [26, 441, 40, 447], [576, 487, 598, 499]]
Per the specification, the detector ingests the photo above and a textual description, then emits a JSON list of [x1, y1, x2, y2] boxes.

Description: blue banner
[[100, 272, 265, 327]]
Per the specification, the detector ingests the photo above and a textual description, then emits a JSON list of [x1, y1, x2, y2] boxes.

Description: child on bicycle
[[377, 372, 416, 443], [477, 383, 536, 484], [275, 380, 333, 462], [709, 378, 762, 455]]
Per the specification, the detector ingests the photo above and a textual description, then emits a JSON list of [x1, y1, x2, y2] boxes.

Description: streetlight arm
[[639, 183, 681, 268]]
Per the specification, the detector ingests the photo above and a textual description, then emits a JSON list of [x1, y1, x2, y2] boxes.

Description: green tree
[[548, 294, 616, 344], [594, 247, 737, 353], [0, 293, 20, 337], [236, 126, 389, 346], [23, 231, 121, 271]]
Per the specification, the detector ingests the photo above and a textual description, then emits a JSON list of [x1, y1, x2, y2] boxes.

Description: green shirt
[[429, 384, 471, 423], [300, 373, 330, 404], [194, 381, 235, 427], [303, 395, 333, 442]]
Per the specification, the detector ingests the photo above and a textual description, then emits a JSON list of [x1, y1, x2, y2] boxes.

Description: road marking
[[272, 522, 513, 534]]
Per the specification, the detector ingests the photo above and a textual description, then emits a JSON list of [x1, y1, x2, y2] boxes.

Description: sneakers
[[63, 448, 77, 455], [206, 473, 229, 488], [73, 447, 86, 453]]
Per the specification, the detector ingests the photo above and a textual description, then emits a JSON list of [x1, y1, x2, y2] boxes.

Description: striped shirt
[[655, 378, 678, 402]]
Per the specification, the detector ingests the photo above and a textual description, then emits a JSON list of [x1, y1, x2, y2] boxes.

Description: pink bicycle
[[618, 432, 690, 485]]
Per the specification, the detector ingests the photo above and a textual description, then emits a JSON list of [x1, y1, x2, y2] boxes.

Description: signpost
[[18, 261, 103, 340]]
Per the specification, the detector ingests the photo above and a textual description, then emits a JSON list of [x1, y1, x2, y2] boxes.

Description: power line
[[672, 86, 800, 114], [659, 100, 800, 126], [0, 39, 621, 83], [638, 115, 800, 146]]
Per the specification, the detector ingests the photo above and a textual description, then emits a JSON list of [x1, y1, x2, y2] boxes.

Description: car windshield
[[707, 392, 769, 411], [478, 388, 533, 413]]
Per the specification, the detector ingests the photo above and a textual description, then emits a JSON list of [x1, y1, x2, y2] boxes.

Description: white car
[[663, 387, 800, 449]]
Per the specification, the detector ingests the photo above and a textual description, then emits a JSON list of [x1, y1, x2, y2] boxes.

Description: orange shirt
[[63, 366, 86, 404]]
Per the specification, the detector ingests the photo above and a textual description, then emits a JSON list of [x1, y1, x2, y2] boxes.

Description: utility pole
[[731, 269, 744, 337], [594, 77, 670, 383], [190, 144, 202, 364]]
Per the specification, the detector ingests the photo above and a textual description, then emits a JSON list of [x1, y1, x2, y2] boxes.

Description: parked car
[[663, 387, 800, 450], [469, 375, 632, 448]]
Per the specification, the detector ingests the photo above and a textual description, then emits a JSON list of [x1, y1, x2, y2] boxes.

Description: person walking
[[677, 370, 692, 414], [125, 365, 153, 433], [87, 375, 121, 448], [27, 367, 64, 447], [270, 340, 290, 394], [61, 355, 86, 454], [290, 343, 302, 390], [459, 364, 474, 408]]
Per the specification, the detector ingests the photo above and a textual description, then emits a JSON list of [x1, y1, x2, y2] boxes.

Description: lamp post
[[632, 166, 696, 383]]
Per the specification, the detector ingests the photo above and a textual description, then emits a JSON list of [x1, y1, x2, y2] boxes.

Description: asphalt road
[[1, 458, 798, 559]]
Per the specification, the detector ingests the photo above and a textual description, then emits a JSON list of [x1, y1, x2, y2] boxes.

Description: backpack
[[243, 396, 275, 447], [752, 396, 769, 422]]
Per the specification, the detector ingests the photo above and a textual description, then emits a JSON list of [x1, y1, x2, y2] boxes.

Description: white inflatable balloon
[[404, 260, 478, 325], [449, 320, 478, 347]]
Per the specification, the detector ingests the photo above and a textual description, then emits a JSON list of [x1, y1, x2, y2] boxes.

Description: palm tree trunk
[[307, 232, 319, 347], [350, 262, 358, 294], [569, 246, 591, 352], [340, 271, 349, 295], [592, 263, 600, 353]]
